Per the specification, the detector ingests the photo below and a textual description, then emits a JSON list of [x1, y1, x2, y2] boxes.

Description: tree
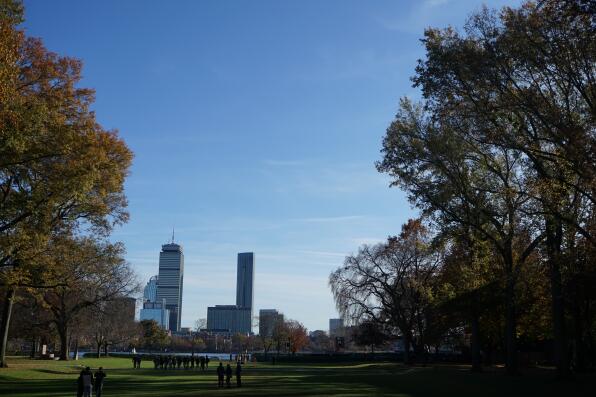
[[139, 320, 169, 352], [330, 220, 442, 364], [308, 330, 331, 353], [272, 320, 289, 357], [35, 236, 138, 360], [352, 320, 388, 354], [0, 0, 133, 367], [89, 300, 138, 358], [387, 0, 595, 376], [286, 320, 308, 355]]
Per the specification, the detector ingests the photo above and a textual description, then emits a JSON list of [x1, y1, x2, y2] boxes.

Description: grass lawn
[[0, 356, 594, 397]]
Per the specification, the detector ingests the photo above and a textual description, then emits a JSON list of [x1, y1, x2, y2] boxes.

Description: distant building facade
[[140, 300, 170, 330], [143, 275, 158, 302], [236, 253, 254, 311], [259, 309, 284, 337], [329, 318, 344, 336], [156, 242, 184, 332], [207, 252, 255, 335], [207, 305, 252, 334]]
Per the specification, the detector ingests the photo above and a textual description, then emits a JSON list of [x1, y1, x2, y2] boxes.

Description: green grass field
[[0, 356, 594, 397]]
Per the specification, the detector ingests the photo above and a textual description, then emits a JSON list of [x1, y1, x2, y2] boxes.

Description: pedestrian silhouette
[[94, 367, 106, 397], [235, 362, 242, 387], [77, 369, 85, 397], [225, 364, 232, 388], [216, 362, 224, 388], [81, 366, 94, 397]]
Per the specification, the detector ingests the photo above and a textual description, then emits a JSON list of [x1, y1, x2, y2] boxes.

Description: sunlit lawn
[[0, 356, 594, 396]]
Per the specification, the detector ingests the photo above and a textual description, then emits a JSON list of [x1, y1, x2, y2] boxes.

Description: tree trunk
[[0, 288, 16, 368], [73, 337, 79, 360], [470, 312, 482, 372], [97, 342, 102, 358], [503, 248, 518, 376], [30, 337, 37, 359], [546, 217, 569, 378], [572, 296, 586, 372], [58, 324, 69, 361], [103, 342, 108, 357]]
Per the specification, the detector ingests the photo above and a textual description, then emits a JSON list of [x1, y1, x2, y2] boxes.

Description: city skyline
[[21, 0, 522, 331]]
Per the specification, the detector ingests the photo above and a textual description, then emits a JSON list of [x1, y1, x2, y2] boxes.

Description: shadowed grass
[[0, 356, 594, 396]]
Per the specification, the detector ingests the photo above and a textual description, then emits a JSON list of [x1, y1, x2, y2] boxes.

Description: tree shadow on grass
[[1, 364, 595, 397]]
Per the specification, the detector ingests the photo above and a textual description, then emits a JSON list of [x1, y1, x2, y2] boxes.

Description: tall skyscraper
[[206, 252, 255, 335], [156, 240, 184, 332], [236, 252, 254, 310]]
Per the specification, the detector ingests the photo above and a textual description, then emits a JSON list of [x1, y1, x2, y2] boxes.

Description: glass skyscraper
[[143, 275, 158, 303], [156, 242, 184, 332], [236, 252, 254, 310]]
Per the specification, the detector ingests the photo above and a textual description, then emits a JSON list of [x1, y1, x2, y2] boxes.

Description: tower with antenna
[[155, 230, 184, 332]]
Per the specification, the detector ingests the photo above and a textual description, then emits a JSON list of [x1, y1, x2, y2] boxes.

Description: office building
[[259, 309, 284, 337], [206, 252, 255, 334], [140, 299, 170, 330], [156, 241, 184, 332], [207, 305, 252, 334], [329, 318, 344, 336], [143, 275, 158, 303], [236, 252, 254, 312]]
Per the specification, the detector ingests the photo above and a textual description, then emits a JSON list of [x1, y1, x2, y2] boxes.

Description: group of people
[[76, 366, 106, 397], [76, 357, 245, 394], [138, 354, 211, 370], [216, 361, 242, 388]]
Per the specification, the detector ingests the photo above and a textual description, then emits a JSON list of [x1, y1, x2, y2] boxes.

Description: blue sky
[[23, 0, 520, 332]]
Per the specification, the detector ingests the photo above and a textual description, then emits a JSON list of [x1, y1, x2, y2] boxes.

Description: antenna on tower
[[171, 226, 175, 244]]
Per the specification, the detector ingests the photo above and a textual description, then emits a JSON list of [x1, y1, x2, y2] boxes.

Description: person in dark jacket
[[77, 369, 85, 397], [216, 362, 225, 388], [225, 364, 232, 388], [235, 362, 242, 387], [81, 366, 94, 397], [94, 367, 106, 397], [236, 362, 242, 387]]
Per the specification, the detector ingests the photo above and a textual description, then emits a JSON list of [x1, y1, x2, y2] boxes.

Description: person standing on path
[[225, 364, 232, 388], [216, 362, 225, 388], [235, 362, 242, 387], [94, 367, 106, 397]]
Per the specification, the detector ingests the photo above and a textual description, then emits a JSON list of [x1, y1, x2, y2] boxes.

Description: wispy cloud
[[349, 237, 386, 246]]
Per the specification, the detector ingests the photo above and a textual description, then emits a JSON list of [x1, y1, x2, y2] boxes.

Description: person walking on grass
[[206, 355, 210, 368], [94, 367, 106, 397], [217, 362, 225, 388], [81, 366, 94, 397], [235, 362, 242, 387], [225, 364, 232, 388]]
